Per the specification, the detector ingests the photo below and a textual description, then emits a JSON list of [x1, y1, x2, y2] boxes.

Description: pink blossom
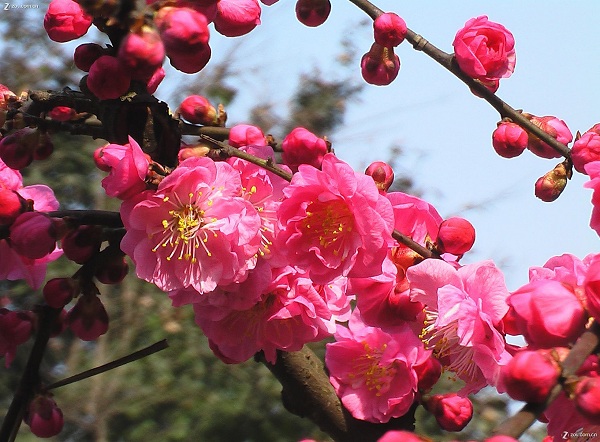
[[378, 431, 428, 442], [48, 106, 76, 122], [574, 377, 600, 424], [117, 27, 165, 81], [0, 188, 25, 224], [508, 279, 587, 348], [44, 0, 92, 43], [155, 7, 212, 74], [425, 393, 473, 431], [325, 310, 430, 423], [178, 95, 217, 125], [281, 127, 328, 172], [0, 309, 33, 367], [120, 157, 261, 293], [295, 0, 331, 27], [214, 0, 261, 37], [407, 259, 512, 395], [373, 12, 407, 47], [491, 121, 528, 158], [453, 16, 516, 82], [86, 55, 131, 101], [585, 161, 600, 235], [276, 153, 394, 284], [228, 124, 267, 148], [95, 136, 149, 200], [194, 265, 339, 363], [361, 43, 400, 86], [572, 132, 600, 174], [386, 191, 443, 247]]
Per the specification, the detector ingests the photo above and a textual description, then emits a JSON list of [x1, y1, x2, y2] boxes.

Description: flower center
[[349, 342, 396, 396], [301, 200, 354, 256], [152, 192, 213, 262]]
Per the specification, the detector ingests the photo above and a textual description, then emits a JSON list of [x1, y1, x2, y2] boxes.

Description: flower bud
[[414, 355, 442, 393], [365, 161, 394, 192], [95, 251, 128, 285], [571, 131, 600, 174], [281, 127, 328, 172], [48, 106, 76, 122], [117, 26, 165, 80], [86, 55, 131, 101], [9, 212, 57, 259], [24, 394, 64, 438], [360, 43, 400, 86], [228, 124, 267, 148], [499, 349, 560, 403], [0, 84, 16, 128], [44, 0, 92, 43], [0, 308, 33, 366], [436, 217, 476, 256], [525, 114, 573, 159], [492, 121, 528, 158], [179, 95, 218, 125], [43, 278, 78, 309], [62, 225, 102, 264], [295, 0, 331, 27], [67, 295, 109, 341], [0, 188, 26, 225], [584, 255, 600, 323], [0, 127, 39, 170], [178, 143, 211, 161], [574, 376, 600, 424], [425, 393, 473, 432], [534, 162, 569, 202], [377, 431, 428, 442], [156, 6, 211, 74], [74, 43, 106, 72], [146, 67, 165, 94], [33, 132, 54, 161], [373, 12, 407, 47], [483, 437, 518, 442], [214, 0, 261, 37]]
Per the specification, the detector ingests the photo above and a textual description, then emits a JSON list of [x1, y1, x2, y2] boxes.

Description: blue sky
[[160, 1, 600, 289]]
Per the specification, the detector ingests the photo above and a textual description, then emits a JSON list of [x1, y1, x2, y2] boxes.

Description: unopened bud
[[43, 278, 78, 309], [534, 162, 570, 202], [67, 294, 109, 341], [295, 0, 331, 27], [118, 26, 165, 80], [25, 394, 64, 438], [373, 12, 407, 47], [365, 161, 395, 192], [95, 250, 128, 285], [178, 95, 218, 125], [574, 376, 600, 424], [74, 42, 106, 72], [9, 212, 57, 259], [414, 356, 442, 393], [48, 106, 76, 122], [281, 127, 328, 172], [62, 225, 102, 264], [0, 127, 39, 170], [0, 188, 26, 225], [86, 55, 131, 101], [360, 43, 400, 86], [492, 121, 528, 158], [525, 113, 573, 159], [436, 217, 476, 256], [425, 393, 473, 432]]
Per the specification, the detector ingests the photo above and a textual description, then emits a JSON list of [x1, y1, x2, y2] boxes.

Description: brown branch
[[492, 320, 600, 438], [257, 347, 417, 442], [48, 210, 123, 228], [347, 0, 571, 159]]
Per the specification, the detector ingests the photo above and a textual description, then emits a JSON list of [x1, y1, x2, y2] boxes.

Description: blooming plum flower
[[86, 55, 132, 101], [214, 0, 261, 37], [572, 131, 600, 174], [453, 16, 516, 82], [507, 279, 587, 348], [407, 259, 512, 395], [120, 157, 261, 293], [24, 394, 64, 438], [525, 114, 573, 159], [0, 308, 33, 367], [194, 265, 340, 363], [425, 393, 473, 431], [361, 43, 400, 86], [498, 349, 561, 403], [94, 136, 149, 200], [156, 6, 212, 74], [373, 12, 407, 47], [44, 0, 92, 43], [325, 310, 430, 423], [295, 0, 331, 27], [492, 121, 528, 158], [178, 95, 218, 125], [276, 153, 394, 284], [281, 127, 328, 172]]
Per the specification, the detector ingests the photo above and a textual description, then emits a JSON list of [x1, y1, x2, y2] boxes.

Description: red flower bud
[[48, 106, 76, 122], [62, 225, 102, 264], [0, 308, 33, 366], [360, 43, 400, 86], [436, 217, 476, 256], [377, 431, 429, 442], [373, 12, 407, 47], [295, 0, 331, 27], [572, 131, 600, 174], [44, 0, 92, 43], [414, 356, 442, 393], [534, 162, 569, 202], [215, 0, 262, 37], [365, 161, 394, 192], [228, 124, 267, 148], [118, 26, 165, 80], [574, 376, 600, 424], [95, 252, 129, 285], [43, 278, 78, 309], [499, 349, 561, 403], [86, 55, 131, 101], [0, 127, 39, 170], [492, 121, 528, 158], [426, 393, 473, 432], [525, 114, 573, 159], [0, 188, 26, 225], [179, 95, 218, 125], [281, 127, 328, 172], [25, 394, 64, 438], [9, 212, 57, 259], [74, 43, 107, 72], [67, 295, 109, 341]]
